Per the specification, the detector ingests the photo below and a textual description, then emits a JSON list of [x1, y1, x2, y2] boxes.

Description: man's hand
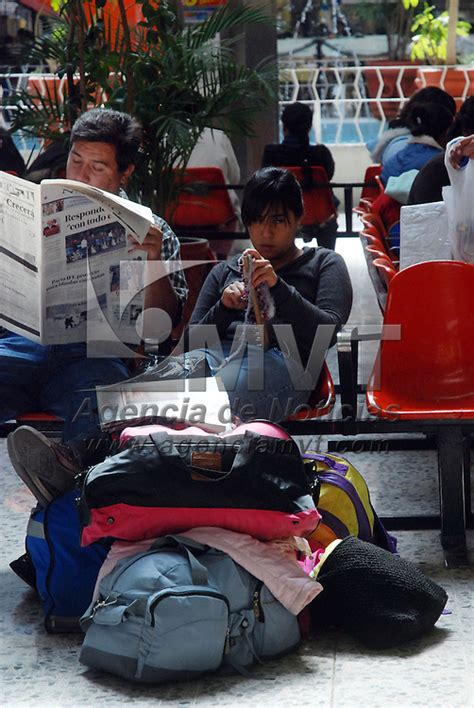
[[243, 248, 278, 289], [448, 135, 474, 169], [128, 223, 163, 260], [221, 280, 247, 310]]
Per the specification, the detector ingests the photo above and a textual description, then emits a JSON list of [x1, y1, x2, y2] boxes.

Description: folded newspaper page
[[97, 374, 231, 433], [0, 171, 153, 345]]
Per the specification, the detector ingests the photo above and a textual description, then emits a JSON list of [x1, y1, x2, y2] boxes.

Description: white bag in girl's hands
[[444, 138, 474, 263]]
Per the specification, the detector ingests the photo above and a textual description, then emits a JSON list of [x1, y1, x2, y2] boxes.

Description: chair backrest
[[367, 261, 474, 417], [284, 165, 337, 226], [365, 244, 390, 262], [372, 256, 397, 288], [360, 228, 388, 253], [171, 236, 217, 342], [353, 197, 374, 216], [360, 211, 387, 238], [166, 167, 236, 228], [360, 164, 382, 202], [286, 361, 335, 420]]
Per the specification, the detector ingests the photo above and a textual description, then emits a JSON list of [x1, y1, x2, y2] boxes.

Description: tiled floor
[[1, 237, 473, 707]]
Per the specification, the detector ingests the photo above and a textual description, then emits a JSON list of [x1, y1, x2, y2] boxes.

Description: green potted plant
[[4, 0, 276, 217], [409, 0, 474, 104], [361, 0, 421, 120]]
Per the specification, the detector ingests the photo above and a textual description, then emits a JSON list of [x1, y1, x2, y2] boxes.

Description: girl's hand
[[448, 135, 474, 169], [243, 248, 278, 289], [221, 280, 247, 309]]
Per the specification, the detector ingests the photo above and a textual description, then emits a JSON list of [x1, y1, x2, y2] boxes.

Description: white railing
[[278, 61, 474, 145], [1, 63, 474, 154]]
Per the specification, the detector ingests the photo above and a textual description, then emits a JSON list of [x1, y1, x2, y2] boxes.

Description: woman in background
[[408, 96, 474, 205], [367, 86, 456, 165]]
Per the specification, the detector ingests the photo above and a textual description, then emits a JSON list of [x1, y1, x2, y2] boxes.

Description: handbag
[[302, 451, 396, 552], [444, 138, 474, 262], [80, 427, 319, 545]]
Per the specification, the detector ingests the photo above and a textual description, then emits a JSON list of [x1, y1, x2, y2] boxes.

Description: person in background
[[262, 102, 338, 250], [367, 86, 456, 165], [408, 96, 474, 205], [371, 101, 454, 246], [262, 102, 335, 179], [186, 127, 243, 259], [380, 102, 454, 186], [187, 127, 241, 225]]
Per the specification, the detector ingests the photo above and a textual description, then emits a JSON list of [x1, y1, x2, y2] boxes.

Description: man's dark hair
[[241, 167, 304, 227], [281, 102, 312, 143], [70, 108, 142, 171]]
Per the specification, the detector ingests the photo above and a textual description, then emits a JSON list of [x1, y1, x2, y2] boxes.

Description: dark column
[[226, 0, 279, 182]]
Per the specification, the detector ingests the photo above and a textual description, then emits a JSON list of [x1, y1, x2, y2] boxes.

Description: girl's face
[[248, 206, 301, 268]]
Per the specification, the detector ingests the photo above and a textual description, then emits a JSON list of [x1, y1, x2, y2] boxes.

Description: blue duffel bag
[[22, 490, 110, 633], [80, 535, 301, 683]]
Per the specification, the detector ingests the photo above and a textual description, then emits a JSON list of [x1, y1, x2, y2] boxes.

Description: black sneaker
[[7, 426, 81, 506]]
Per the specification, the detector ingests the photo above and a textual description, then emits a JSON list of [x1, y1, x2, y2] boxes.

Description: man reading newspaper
[[3, 108, 187, 503]]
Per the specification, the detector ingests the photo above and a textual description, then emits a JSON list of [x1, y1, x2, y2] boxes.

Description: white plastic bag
[[444, 138, 474, 263]]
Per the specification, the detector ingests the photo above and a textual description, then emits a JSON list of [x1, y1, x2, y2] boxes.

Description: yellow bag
[[302, 451, 396, 552]]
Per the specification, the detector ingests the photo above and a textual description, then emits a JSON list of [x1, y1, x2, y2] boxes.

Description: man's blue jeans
[[0, 333, 130, 442]]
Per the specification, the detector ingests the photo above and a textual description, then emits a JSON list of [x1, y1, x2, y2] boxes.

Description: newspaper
[[96, 375, 231, 433], [0, 171, 153, 345]]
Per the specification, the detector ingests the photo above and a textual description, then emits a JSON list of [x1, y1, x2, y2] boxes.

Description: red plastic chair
[[171, 236, 217, 342], [14, 412, 64, 436], [360, 164, 382, 203], [366, 260, 474, 559], [359, 211, 388, 239], [367, 261, 474, 419], [284, 166, 337, 227], [361, 229, 388, 252], [353, 197, 374, 216], [166, 167, 238, 229], [372, 256, 397, 289], [286, 362, 335, 421]]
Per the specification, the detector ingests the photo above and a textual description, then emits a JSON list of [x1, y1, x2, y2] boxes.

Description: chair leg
[[437, 427, 468, 567]]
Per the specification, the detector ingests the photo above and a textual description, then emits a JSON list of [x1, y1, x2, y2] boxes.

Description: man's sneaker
[[7, 426, 81, 506]]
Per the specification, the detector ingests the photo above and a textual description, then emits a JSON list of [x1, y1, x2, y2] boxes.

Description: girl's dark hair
[[390, 86, 456, 129], [70, 108, 142, 172], [281, 102, 312, 143], [447, 96, 474, 141], [404, 102, 454, 144], [241, 167, 304, 227]]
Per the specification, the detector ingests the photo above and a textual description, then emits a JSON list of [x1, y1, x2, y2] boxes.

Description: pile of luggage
[[12, 421, 448, 684]]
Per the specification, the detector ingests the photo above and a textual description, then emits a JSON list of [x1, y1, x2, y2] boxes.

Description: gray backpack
[[79, 536, 301, 683]]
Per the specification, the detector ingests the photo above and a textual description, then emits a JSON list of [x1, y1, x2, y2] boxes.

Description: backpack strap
[[151, 535, 209, 586], [302, 451, 349, 473]]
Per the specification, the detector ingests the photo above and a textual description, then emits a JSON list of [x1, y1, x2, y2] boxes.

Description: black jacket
[[407, 153, 449, 205], [261, 140, 335, 180]]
